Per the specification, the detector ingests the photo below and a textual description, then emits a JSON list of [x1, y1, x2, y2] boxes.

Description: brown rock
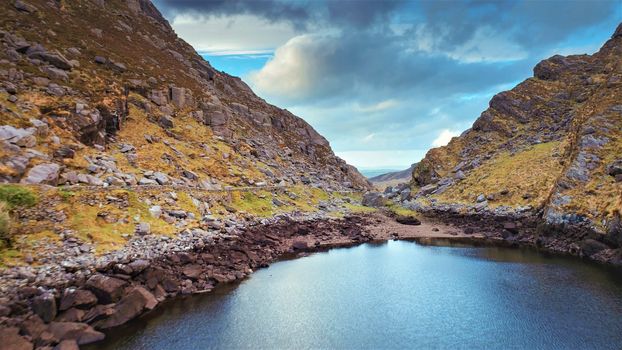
[[292, 240, 308, 250], [85, 275, 127, 304], [94, 287, 155, 329], [54, 340, 79, 350], [59, 289, 97, 311], [0, 327, 33, 350], [182, 264, 203, 279], [48, 322, 105, 345], [32, 292, 57, 323]]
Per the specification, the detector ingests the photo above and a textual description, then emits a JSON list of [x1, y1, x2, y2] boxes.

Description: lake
[[90, 240, 622, 350]]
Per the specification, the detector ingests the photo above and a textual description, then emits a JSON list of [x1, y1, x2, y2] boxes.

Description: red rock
[[59, 289, 97, 311], [94, 287, 155, 329], [182, 264, 203, 279], [0, 327, 33, 350], [48, 322, 105, 345], [85, 275, 127, 303], [54, 340, 79, 350], [32, 292, 57, 323], [292, 240, 308, 250]]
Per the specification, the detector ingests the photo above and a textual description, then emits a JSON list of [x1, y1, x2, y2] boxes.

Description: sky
[[153, 0, 621, 171]]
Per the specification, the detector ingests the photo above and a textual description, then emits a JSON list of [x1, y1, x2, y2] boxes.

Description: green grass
[[0, 185, 37, 209]]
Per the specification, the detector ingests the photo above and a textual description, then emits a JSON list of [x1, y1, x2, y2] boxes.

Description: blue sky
[[154, 0, 621, 171]]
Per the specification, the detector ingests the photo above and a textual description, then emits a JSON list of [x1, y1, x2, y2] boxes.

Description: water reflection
[[89, 240, 622, 350]]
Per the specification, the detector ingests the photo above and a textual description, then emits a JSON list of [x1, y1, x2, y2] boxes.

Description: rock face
[[410, 23, 622, 241]]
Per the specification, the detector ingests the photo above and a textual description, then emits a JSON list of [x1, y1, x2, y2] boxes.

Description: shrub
[[0, 185, 37, 209], [0, 202, 11, 248]]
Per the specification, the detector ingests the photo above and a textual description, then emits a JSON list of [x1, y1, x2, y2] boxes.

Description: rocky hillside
[[0, 0, 373, 262], [409, 23, 622, 242], [0, 0, 369, 190]]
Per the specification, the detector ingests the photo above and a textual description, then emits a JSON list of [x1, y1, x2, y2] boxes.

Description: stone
[[153, 172, 169, 185], [362, 192, 385, 207], [32, 292, 57, 323], [29, 52, 72, 70], [503, 222, 519, 235], [138, 177, 158, 186], [128, 259, 150, 274], [182, 264, 203, 279], [21, 163, 60, 185], [395, 215, 421, 225], [136, 222, 151, 235], [95, 287, 156, 329], [94, 56, 106, 64], [158, 115, 174, 129], [579, 239, 609, 257], [14, 0, 37, 13], [292, 240, 308, 250], [170, 87, 186, 108], [48, 322, 105, 345], [0, 327, 32, 350], [149, 205, 162, 218], [0, 125, 35, 145], [59, 289, 97, 311], [607, 160, 622, 177], [54, 146, 75, 159], [54, 340, 79, 350], [476, 194, 486, 203], [85, 274, 127, 303], [41, 66, 69, 81]]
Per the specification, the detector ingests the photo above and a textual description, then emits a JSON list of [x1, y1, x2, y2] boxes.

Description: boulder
[[21, 163, 60, 185], [48, 322, 105, 345], [158, 115, 174, 129], [32, 292, 57, 323], [152, 172, 169, 185], [59, 289, 97, 311], [579, 239, 609, 257], [292, 240, 308, 250], [170, 87, 186, 108], [135, 222, 151, 235], [395, 215, 421, 225], [94, 287, 156, 329], [54, 340, 79, 350], [14, 0, 37, 13], [85, 274, 127, 304], [182, 264, 203, 279], [0, 327, 32, 350], [362, 192, 385, 207]]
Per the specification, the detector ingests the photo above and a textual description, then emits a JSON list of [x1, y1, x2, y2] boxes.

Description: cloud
[[170, 13, 298, 54], [432, 129, 460, 148], [156, 0, 622, 170], [356, 100, 399, 113]]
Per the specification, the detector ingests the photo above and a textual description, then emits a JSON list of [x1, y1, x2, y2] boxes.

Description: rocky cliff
[[0, 0, 369, 190], [409, 24, 622, 252]]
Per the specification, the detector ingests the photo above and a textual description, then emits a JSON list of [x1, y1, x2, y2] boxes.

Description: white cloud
[[356, 99, 399, 113], [432, 129, 460, 147], [337, 150, 427, 169], [248, 34, 324, 100], [170, 14, 298, 54], [362, 133, 375, 143]]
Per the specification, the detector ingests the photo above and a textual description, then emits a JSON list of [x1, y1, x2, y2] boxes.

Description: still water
[[90, 240, 622, 350]]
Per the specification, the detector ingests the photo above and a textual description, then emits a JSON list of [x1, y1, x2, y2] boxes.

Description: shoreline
[[1, 211, 620, 349]]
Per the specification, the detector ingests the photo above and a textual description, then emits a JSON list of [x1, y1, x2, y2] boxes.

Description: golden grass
[[434, 142, 563, 208]]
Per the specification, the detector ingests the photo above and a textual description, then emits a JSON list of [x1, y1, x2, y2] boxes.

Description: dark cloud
[[154, 0, 405, 29]]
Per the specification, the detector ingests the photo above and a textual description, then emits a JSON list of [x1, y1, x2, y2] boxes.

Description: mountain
[[408, 23, 622, 247], [369, 163, 417, 183], [0, 0, 369, 190]]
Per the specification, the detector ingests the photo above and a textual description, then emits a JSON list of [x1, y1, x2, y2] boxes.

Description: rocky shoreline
[[0, 212, 377, 350], [1, 207, 621, 350]]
